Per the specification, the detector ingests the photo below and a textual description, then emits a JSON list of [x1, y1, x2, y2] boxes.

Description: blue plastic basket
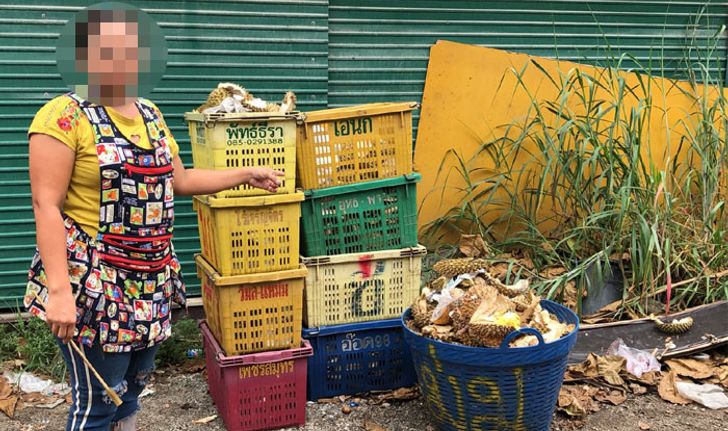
[[402, 300, 579, 431], [302, 319, 417, 401]]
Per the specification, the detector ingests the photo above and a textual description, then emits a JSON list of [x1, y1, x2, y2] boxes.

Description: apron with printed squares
[[24, 93, 186, 353]]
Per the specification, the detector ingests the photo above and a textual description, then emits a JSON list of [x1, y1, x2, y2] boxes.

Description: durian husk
[[432, 258, 488, 278], [196, 86, 232, 112], [410, 298, 433, 329], [449, 293, 482, 330], [654, 316, 693, 334], [480, 272, 530, 298], [465, 323, 515, 347], [430, 287, 465, 325], [429, 276, 447, 292]]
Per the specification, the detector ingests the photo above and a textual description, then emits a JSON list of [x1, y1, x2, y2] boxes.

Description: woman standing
[[24, 5, 281, 431]]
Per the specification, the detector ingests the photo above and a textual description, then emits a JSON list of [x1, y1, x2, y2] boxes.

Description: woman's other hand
[[45, 287, 77, 344], [247, 167, 284, 192]]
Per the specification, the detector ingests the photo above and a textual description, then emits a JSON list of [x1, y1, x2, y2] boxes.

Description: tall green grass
[[421, 17, 728, 317]]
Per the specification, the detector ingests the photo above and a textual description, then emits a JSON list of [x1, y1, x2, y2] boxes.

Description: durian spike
[[650, 315, 694, 334], [429, 276, 447, 292], [480, 272, 529, 298], [432, 258, 488, 278]]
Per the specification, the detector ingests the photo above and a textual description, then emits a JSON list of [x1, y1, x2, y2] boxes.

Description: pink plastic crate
[[201, 321, 312, 431]]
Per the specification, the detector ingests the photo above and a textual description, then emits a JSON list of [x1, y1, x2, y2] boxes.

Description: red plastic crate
[[200, 321, 312, 431]]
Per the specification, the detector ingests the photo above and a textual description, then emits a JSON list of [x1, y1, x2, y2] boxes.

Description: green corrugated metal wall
[[0, 0, 725, 307], [0, 0, 329, 308], [328, 0, 728, 140]]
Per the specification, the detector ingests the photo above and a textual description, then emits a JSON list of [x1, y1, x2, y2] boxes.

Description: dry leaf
[[459, 234, 490, 258], [597, 355, 626, 386], [657, 371, 690, 405], [715, 365, 728, 388], [665, 358, 714, 380], [570, 353, 600, 378], [391, 387, 418, 401], [633, 370, 661, 387], [192, 415, 217, 424], [468, 286, 512, 324], [557, 385, 600, 417], [0, 395, 18, 418], [629, 383, 648, 395], [539, 266, 567, 279], [363, 420, 390, 431], [594, 389, 627, 405], [638, 421, 651, 430]]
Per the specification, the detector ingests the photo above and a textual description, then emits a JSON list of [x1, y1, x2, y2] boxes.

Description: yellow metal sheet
[[415, 40, 724, 245]]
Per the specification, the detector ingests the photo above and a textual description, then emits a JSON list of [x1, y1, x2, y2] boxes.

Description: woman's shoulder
[[32, 94, 85, 131], [28, 94, 89, 149]]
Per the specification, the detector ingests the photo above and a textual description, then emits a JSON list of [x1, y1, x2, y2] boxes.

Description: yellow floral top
[[28, 95, 180, 237]]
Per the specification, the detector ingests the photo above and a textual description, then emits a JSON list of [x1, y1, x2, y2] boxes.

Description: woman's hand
[[45, 287, 77, 344], [247, 167, 284, 193], [173, 156, 286, 196]]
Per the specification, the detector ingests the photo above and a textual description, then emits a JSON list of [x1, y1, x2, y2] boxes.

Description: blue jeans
[[58, 340, 159, 431]]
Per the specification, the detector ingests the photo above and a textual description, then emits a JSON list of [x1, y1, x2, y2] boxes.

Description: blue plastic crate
[[302, 319, 416, 400]]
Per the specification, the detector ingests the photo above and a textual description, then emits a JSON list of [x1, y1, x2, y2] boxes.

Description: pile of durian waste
[[195, 82, 297, 114], [408, 258, 576, 348]]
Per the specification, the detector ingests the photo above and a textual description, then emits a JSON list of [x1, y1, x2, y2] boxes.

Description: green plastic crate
[[301, 174, 420, 256]]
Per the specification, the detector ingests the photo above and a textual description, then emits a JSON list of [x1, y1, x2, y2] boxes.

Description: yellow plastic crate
[[185, 111, 298, 198], [194, 192, 304, 276], [296, 102, 418, 190], [196, 254, 306, 356], [301, 245, 426, 328]]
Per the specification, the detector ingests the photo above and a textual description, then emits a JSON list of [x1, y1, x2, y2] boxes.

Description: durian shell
[[466, 323, 514, 347], [480, 271, 525, 298], [197, 87, 232, 112], [432, 258, 488, 278], [655, 317, 693, 334], [430, 276, 447, 292], [410, 298, 435, 329], [450, 294, 481, 330]]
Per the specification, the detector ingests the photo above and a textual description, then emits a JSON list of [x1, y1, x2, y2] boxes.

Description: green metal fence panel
[[0, 0, 329, 308], [328, 0, 728, 142], [0, 0, 726, 308]]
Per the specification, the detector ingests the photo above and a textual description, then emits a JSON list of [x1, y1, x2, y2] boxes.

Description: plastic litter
[[605, 338, 661, 378], [4, 372, 70, 397], [675, 381, 728, 410]]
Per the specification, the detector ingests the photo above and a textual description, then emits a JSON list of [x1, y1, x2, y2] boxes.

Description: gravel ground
[[2, 370, 726, 431]]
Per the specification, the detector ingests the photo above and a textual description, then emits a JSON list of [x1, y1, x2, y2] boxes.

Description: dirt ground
[[1, 370, 726, 431]]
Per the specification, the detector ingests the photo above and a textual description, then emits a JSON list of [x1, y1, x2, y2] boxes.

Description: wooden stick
[[67, 339, 123, 406], [31, 292, 123, 406]]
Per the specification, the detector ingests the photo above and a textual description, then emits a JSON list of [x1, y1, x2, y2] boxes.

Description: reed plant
[[421, 21, 728, 317]]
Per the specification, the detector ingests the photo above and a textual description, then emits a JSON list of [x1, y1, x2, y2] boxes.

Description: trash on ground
[[363, 420, 390, 431], [606, 338, 661, 378], [4, 372, 70, 397], [674, 381, 728, 409], [191, 414, 217, 424]]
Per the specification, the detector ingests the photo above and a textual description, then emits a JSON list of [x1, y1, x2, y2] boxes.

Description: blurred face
[[77, 19, 140, 104], [86, 21, 139, 85]]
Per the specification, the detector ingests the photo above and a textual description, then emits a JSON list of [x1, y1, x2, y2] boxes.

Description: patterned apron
[[24, 93, 186, 353]]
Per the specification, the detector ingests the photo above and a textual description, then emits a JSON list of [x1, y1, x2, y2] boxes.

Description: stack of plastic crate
[[185, 111, 311, 431], [295, 102, 427, 401]]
